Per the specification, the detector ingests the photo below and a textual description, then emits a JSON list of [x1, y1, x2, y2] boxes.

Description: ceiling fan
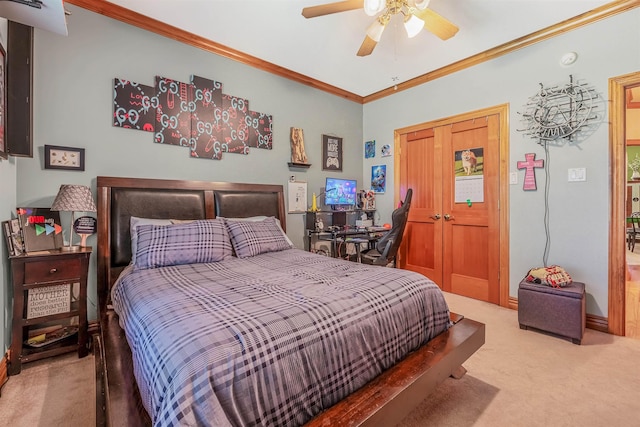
[[302, 0, 459, 56]]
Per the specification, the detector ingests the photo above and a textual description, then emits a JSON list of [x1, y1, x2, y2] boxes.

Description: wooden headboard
[[96, 176, 285, 315]]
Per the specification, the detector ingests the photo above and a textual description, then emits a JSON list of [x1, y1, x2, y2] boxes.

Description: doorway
[[394, 104, 510, 306], [609, 71, 640, 336]]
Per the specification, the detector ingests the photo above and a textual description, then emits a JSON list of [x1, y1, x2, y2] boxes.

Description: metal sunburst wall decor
[[518, 75, 599, 146]]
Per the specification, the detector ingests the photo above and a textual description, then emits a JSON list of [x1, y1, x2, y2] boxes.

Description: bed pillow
[[218, 215, 293, 247], [133, 218, 233, 270], [225, 216, 294, 258], [129, 217, 174, 264]]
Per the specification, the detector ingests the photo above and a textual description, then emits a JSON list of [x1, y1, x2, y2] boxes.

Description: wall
[[13, 5, 363, 322], [363, 9, 640, 317]]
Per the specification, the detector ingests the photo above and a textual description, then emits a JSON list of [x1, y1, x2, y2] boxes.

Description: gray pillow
[[134, 218, 233, 270], [129, 216, 174, 264], [225, 216, 294, 258]]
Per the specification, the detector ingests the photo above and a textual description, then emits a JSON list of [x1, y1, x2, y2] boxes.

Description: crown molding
[[66, 0, 639, 105]]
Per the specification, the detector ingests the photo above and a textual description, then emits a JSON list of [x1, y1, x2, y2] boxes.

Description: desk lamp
[[310, 187, 338, 212], [51, 184, 97, 251]]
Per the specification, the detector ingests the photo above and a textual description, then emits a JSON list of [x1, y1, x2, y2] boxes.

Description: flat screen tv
[[325, 177, 358, 206]]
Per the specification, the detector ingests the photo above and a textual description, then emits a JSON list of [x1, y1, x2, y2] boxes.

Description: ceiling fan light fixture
[[404, 14, 424, 38], [366, 18, 386, 42], [364, 0, 385, 16], [413, 0, 431, 10]]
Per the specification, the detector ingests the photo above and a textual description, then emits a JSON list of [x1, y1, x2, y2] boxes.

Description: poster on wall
[[365, 140, 375, 158], [454, 148, 484, 203], [287, 181, 308, 213], [154, 75, 192, 147], [371, 165, 386, 193], [113, 79, 156, 132], [322, 134, 342, 171], [189, 75, 223, 160]]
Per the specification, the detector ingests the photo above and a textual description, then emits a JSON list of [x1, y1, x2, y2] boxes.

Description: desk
[[311, 229, 387, 261]]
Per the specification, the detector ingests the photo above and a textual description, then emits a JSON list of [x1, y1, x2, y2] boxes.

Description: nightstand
[[9, 247, 91, 375]]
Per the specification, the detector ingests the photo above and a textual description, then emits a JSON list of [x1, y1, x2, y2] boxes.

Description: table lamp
[[51, 184, 97, 252]]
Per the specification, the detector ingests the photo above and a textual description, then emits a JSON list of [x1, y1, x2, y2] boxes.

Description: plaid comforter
[[111, 249, 451, 427]]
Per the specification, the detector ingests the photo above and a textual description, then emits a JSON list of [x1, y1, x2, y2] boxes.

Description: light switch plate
[[568, 168, 586, 182], [510, 172, 518, 185]]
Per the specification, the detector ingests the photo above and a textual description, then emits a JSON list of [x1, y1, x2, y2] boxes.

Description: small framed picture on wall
[[322, 134, 342, 171], [44, 145, 85, 171]]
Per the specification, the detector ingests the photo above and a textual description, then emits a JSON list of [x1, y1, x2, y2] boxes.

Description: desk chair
[[628, 212, 640, 252], [360, 189, 412, 267]]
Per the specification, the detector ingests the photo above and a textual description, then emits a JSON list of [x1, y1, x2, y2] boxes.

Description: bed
[[94, 176, 485, 427]]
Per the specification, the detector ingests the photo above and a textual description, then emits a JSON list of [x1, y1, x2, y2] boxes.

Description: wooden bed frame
[[94, 176, 485, 427]]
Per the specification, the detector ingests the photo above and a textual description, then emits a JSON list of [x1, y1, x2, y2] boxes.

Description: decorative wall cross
[[517, 153, 544, 191]]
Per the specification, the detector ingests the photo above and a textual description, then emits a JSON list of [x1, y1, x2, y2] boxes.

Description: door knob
[[444, 214, 455, 221], [431, 214, 441, 220]]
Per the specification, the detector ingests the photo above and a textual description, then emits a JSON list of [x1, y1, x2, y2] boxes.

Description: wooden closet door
[[441, 115, 500, 303], [398, 113, 501, 304], [399, 129, 443, 285]]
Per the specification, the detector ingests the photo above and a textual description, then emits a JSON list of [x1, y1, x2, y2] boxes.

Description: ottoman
[[518, 280, 586, 344]]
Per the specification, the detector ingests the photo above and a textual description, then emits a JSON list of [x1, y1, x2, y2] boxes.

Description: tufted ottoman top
[[519, 280, 585, 299]]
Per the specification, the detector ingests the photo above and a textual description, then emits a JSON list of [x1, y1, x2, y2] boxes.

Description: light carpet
[[1, 292, 639, 426], [398, 292, 640, 427], [0, 352, 95, 427]]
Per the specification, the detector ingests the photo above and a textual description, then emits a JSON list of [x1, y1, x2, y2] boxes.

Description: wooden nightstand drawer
[[24, 258, 82, 284]]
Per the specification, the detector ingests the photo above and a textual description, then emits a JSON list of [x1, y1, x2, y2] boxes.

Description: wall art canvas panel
[[16, 207, 63, 252], [371, 165, 387, 193], [113, 78, 155, 132], [189, 75, 223, 160], [247, 111, 272, 150], [221, 94, 250, 154], [154, 76, 192, 147]]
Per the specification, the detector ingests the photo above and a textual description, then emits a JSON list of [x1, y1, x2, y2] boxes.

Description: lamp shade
[[412, 0, 431, 10], [51, 185, 97, 212], [404, 14, 424, 38], [363, 0, 385, 16], [366, 18, 386, 42]]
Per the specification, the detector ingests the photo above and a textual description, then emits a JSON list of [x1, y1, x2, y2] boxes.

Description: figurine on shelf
[[359, 190, 367, 209], [364, 190, 376, 210]]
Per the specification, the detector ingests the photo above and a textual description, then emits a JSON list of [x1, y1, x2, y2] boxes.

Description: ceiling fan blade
[[357, 35, 378, 57], [415, 8, 459, 40], [302, 0, 364, 18]]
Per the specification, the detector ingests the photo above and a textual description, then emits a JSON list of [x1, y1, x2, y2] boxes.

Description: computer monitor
[[325, 177, 358, 206]]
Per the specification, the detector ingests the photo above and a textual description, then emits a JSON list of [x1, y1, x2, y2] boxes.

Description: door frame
[[609, 71, 640, 336], [394, 104, 511, 307]]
